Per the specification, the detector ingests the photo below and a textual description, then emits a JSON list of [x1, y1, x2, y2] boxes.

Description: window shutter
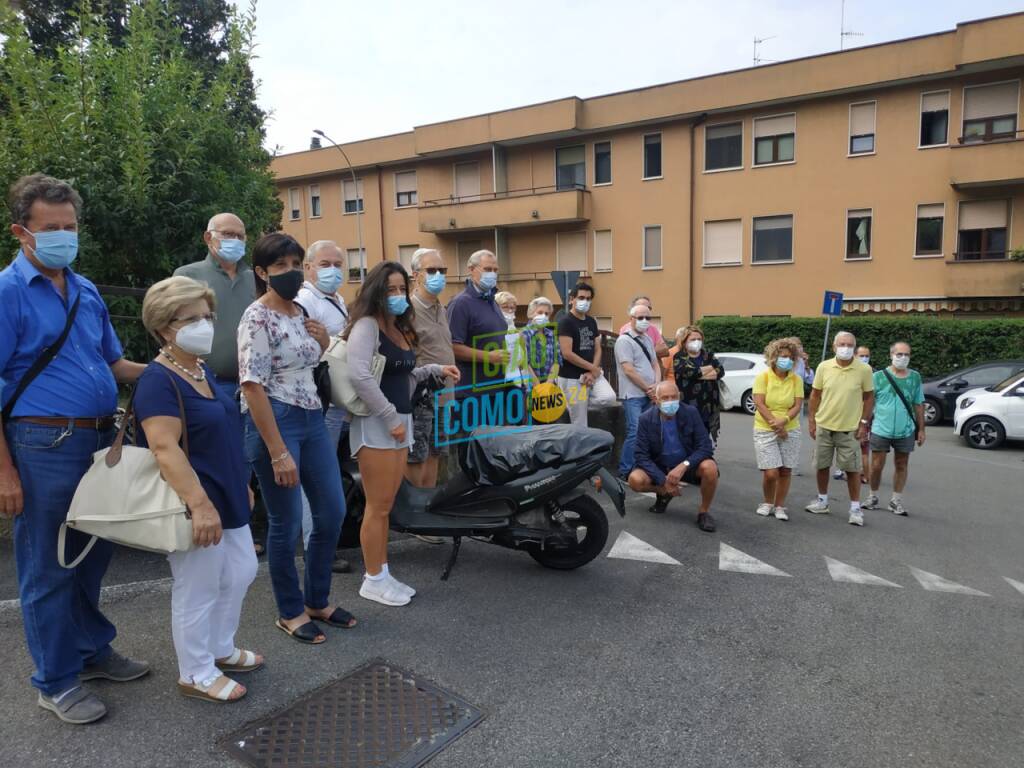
[[850, 103, 875, 135], [703, 220, 742, 265], [395, 171, 416, 193], [921, 91, 949, 112], [959, 200, 1008, 230], [754, 114, 795, 137], [964, 82, 1019, 120], [594, 230, 613, 271], [917, 203, 944, 219]]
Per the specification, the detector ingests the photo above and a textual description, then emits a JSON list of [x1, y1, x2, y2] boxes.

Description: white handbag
[[59, 368, 194, 568], [322, 334, 385, 417]]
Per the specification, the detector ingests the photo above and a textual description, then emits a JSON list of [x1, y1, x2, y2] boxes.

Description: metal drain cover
[[222, 658, 485, 768]]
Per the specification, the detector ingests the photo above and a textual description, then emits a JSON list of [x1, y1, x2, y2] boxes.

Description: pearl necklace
[[161, 348, 205, 382]]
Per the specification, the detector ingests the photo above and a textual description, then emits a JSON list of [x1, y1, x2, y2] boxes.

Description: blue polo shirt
[[446, 280, 508, 392], [0, 251, 123, 418]]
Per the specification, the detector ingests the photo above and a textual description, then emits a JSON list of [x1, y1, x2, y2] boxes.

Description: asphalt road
[[0, 412, 1021, 768]]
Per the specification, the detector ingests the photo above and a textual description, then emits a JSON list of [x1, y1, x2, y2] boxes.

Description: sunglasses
[[422, 267, 448, 275]]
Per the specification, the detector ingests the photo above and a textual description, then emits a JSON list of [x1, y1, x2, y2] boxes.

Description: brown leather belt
[[13, 416, 116, 431]]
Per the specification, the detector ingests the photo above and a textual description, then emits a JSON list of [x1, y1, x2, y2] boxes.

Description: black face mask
[[267, 269, 304, 301]]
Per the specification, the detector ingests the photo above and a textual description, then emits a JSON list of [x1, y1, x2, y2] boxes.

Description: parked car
[[922, 360, 1024, 426], [716, 352, 770, 415], [953, 371, 1024, 449]]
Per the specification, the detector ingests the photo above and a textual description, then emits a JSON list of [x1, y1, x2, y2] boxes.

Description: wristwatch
[[859, 419, 869, 425]]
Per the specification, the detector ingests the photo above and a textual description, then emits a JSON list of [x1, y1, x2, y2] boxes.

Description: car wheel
[[923, 398, 942, 426], [741, 389, 756, 415], [963, 416, 1005, 450]]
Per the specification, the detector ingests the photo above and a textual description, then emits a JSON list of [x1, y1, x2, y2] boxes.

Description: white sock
[[892, 492, 903, 502], [365, 570, 386, 581], [850, 501, 861, 513], [381, 563, 390, 577], [818, 493, 828, 504]]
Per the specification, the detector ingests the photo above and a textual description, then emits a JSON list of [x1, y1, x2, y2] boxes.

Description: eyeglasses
[[423, 267, 448, 275], [171, 313, 217, 325], [634, 316, 651, 321], [210, 230, 246, 241]]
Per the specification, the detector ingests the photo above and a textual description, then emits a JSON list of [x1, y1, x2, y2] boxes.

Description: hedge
[[698, 316, 1024, 378]]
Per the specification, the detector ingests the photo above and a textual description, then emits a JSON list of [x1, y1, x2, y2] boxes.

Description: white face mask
[[892, 354, 910, 370], [686, 339, 703, 354], [858, 355, 871, 365], [836, 345, 855, 361], [635, 318, 651, 332], [532, 313, 549, 325], [174, 318, 215, 356], [502, 311, 516, 325], [574, 299, 591, 313]]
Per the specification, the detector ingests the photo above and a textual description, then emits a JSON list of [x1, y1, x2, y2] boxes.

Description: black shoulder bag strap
[[627, 332, 654, 366], [882, 369, 920, 436], [325, 296, 348, 322], [2, 293, 82, 421], [294, 303, 332, 415]]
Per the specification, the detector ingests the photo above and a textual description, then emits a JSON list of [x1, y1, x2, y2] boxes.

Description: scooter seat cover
[[463, 424, 612, 485]]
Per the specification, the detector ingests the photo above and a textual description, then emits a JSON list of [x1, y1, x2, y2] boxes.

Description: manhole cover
[[221, 658, 485, 768]]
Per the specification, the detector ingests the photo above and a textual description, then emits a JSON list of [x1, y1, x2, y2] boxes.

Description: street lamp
[[313, 129, 365, 283]]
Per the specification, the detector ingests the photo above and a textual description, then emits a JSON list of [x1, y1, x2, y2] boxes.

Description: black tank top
[[378, 333, 417, 414]]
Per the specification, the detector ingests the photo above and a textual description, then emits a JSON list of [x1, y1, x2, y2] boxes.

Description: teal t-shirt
[[871, 368, 923, 439]]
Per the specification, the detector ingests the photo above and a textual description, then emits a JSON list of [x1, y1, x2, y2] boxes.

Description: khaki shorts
[[815, 427, 862, 472]]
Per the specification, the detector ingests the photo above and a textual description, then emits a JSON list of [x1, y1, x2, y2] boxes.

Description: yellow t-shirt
[[812, 358, 875, 431], [752, 368, 803, 431]]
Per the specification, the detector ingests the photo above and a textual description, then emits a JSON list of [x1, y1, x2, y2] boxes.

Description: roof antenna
[[753, 35, 777, 66], [840, 0, 863, 50]]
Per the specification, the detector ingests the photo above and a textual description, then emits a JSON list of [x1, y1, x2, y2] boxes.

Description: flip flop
[[312, 607, 357, 629], [215, 648, 264, 673], [275, 618, 326, 644]]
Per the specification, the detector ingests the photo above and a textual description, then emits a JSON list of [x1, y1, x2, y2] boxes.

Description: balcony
[[944, 254, 1024, 298], [418, 185, 591, 235], [950, 134, 1024, 190]]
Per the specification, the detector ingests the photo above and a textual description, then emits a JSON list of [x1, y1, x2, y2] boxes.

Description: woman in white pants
[[136, 277, 261, 703]]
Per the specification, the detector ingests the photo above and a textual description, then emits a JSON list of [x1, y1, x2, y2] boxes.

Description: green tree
[[0, 0, 281, 358]]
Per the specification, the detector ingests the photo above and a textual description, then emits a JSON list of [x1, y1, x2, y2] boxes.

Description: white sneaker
[[863, 493, 880, 510], [848, 510, 865, 526], [888, 499, 908, 516], [359, 576, 411, 606], [756, 502, 774, 517], [386, 573, 416, 598], [805, 499, 831, 514], [773, 506, 789, 522], [832, 469, 845, 480]]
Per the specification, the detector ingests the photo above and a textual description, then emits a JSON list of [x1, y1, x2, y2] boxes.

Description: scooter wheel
[[527, 495, 609, 570]]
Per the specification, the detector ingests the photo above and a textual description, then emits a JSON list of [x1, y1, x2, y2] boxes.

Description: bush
[[699, 316, 1024, 378]]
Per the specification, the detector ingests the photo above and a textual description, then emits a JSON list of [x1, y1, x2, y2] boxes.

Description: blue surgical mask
[[25, 229, 78, 269], [659, 400, 680, 416], [216, 237, 246, 263], [315, 266, 343, 294], [776, 357, 794, 371], [479, 271, 498, 290], [858, 356, 871, 365], [575, 299, 591, 313], [387, 295, 409, 316], [425, 272, 447, 295]]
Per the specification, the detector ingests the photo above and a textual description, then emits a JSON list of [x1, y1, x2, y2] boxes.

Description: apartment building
[[271, 12, 1024, 334]]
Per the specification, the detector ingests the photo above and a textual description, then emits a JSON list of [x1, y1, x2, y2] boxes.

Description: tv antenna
[[840, 0, 863, 50], [753, 35, 777, 66]]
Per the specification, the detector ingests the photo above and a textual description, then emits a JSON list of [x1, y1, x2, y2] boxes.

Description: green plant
[[699, 316, 1024, 378], [1009, 248, 1024, 262]]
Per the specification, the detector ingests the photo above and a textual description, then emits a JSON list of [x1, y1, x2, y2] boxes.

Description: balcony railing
[[949, 251, 1019, 262], [421, 183, 585, 207], [955, 127, 1024, 145]]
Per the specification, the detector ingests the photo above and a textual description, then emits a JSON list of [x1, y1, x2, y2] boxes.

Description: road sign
[[822, 290, 844, 317], [550, 270, 581, 305]]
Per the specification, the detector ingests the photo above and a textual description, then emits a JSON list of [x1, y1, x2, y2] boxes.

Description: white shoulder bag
[[322, 331, 385, 417]]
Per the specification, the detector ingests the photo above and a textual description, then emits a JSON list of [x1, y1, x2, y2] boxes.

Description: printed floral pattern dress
[[237, 302, 322, 412], [673, 351, 726, 441]]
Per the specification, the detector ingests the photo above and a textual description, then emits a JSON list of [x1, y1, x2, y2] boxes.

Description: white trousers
[[167, 526, 258, 684]]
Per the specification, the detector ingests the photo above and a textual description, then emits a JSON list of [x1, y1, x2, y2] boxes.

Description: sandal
[[308, 606, 357, 629], [275, 618, 326, 644], [216, 648, 264, 673], [177, 673, 246, 704]]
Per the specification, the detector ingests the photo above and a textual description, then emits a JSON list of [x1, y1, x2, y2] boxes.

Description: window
[[456, 239, 482, 276], [915, 204, 944, 256], [398, 244, 418, 271], [454, 162, 480, 201], [395, 171, 417, 207], [752, 215, 793, 263], [594, 229, 613, 271], [920, 91, 949, 147], [288, 188, 301, 220], [556, 231, 587, 270], [594, 316, 613, 332], [957, 200, 1009, 260], [343, 179, 364, 214], [555, 145, 585, 191], [703, 219, 742, 266], [962, 365, 1019, 388], [347, 248, 366, 282], [594, 142, 612, 185], [643, 134, 662, 179], [308, 184, 321, 218], [846, 209, 872, 259], [719, 356, 756, 372], [705, 122, 742, 171], [753, 114, 795, 165], [962, 81, 1019, 143], [642, 225, 662, 269], [849, 102, 876, 155], [649, 316, 662, 333]]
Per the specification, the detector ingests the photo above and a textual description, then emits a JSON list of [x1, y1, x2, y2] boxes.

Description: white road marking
[[909, 566, 990, 596], [1004, 577, 1024, 595], [719, 543, 791, 577], [607, 531, 681, 565], [825, 557, 902, 588]]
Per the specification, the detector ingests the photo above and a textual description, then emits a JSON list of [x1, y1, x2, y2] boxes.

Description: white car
[[953, 371, 1024, 449], [716, 352, 770, 415]]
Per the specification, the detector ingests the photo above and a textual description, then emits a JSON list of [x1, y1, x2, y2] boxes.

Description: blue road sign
[[822, 290, 844, 316]]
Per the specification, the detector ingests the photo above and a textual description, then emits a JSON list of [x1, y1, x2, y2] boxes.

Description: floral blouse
[[673, 350, 726, 427], [237, 302, 322, 412]]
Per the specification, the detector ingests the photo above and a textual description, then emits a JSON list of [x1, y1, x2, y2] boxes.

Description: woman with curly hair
[[751, 338, 804, 521], [672, 326, 725, 442]]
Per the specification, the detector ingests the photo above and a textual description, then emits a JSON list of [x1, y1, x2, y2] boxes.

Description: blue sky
[[247, 0, 1024, 154]]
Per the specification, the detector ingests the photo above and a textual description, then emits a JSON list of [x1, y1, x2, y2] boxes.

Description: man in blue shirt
[[628, 380, 720, 532], [0, 174, 149, 724]]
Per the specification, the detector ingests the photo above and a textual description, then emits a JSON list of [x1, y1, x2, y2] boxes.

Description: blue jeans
[[619, 396, 653, 476], [5, 421, 117, 696], [301, 404, 348, 548], [244, 400, 345, 620]]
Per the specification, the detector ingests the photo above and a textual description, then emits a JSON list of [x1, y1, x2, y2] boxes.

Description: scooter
[[337, 424, 626, 579]]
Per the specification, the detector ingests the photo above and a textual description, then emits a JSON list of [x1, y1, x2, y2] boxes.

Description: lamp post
[[313, 129, 365, 283]]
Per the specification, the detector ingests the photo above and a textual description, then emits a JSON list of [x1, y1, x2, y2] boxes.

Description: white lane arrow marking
[[824, 557, 902, 588], [1004, 577, 1024, 595], [718, 543, 790, 577], [607, 531, 681, 565], [909, 567, 990, 596]]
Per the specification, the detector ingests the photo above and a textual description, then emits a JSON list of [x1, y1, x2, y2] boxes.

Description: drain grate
[[221, 658, 485, 768]]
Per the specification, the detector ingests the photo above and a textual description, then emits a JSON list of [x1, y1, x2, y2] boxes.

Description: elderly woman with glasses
[[134, 276, 260, 704]]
